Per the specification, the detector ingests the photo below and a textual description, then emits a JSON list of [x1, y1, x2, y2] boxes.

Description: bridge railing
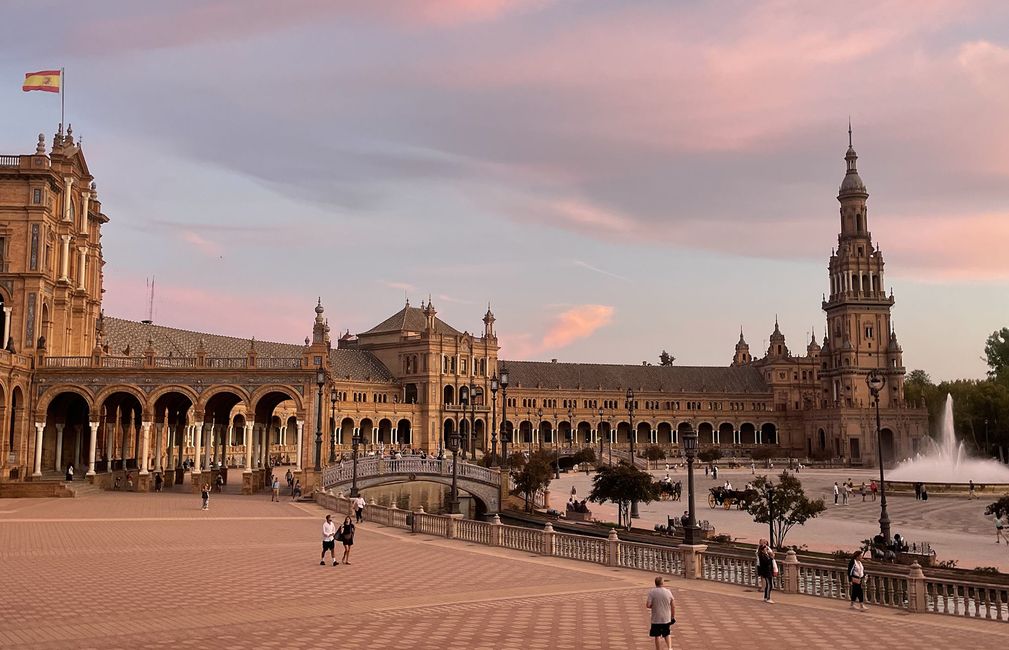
[[313, 491, 1003, 623], [321, 456, 502, 490]]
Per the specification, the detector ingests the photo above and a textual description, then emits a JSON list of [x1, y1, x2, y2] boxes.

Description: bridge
[[321, 456, 505, 512]]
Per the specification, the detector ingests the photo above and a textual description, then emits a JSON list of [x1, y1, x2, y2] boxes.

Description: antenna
[[142, 276, 155, 324]]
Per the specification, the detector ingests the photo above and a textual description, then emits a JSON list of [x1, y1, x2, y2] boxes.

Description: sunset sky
[[2, 0, 1007, 380]]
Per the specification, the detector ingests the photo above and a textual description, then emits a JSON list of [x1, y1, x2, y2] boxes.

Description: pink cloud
[[180, 230, 222, 257], [501, 304, 615, 358], [876, 213, 1009, 282]]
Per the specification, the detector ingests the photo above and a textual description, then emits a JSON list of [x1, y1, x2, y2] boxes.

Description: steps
[[63, 481, 104, 497]]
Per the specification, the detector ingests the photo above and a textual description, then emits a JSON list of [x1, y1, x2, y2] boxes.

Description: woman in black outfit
[[757, 541, 776, 603], [340, 516, 356, 565]]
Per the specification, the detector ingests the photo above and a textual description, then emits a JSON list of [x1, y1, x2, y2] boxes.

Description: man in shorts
[[646, 576, 675, 649], [321, 514, 338, 566]]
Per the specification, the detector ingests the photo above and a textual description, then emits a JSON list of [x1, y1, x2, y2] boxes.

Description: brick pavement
[[1, 492, 1007, 649]]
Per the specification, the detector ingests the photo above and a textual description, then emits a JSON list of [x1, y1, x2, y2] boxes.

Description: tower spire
[[848, 117, 852, 147]]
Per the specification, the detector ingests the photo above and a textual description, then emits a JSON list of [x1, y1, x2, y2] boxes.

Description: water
[[360, 480, 477, 518], [888, 394, 1009, 483]]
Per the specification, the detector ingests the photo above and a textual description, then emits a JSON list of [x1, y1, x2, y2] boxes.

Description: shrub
[[642, 445, 666, 461], [698, 448, 723, 463]]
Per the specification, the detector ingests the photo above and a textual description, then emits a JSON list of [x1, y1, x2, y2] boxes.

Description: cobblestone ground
[[1, 491, 1007, 649], [553, 467, 1009, 570]]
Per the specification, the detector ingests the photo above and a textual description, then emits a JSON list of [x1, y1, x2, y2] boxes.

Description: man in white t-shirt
[[645, 576, 675, 650], [353, 496, 366, 523], [321, 514, 338, 566]]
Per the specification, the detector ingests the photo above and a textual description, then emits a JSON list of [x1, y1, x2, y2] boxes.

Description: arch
[[442, 418, 455, 450], [676, 422, 693, 439], [518, 420, 533, 444], [377, 418, 393, 445], [285, 415, 299, 446], [396, 418, 412, 445], [250, 384, 304, 413], [718, 422, 734, 445], [760, 422, 778, 445], [818, 428, 827, 450], [196, 385, 250, 414], [577, 421, 592, 445], [616, 421, 631, 445], [151, 389, 196, 472], [147, 384, 200, 408], [340, 417, 355, 446], [8, 385, 23, 468], [539, 420, 553, 444], [657, 421, 673, 445], [880, 428, 895, 464], [598, 421, 612, 443], [557, 420, 573, 445], [94, 384, 149, 416], [443, 385, 455, 405], [404, 383, 418, 404], [473, 418, 485, 451], [636, 421, 651, 445], [697, 422, 714, 446], [42, 391, 92, 475], [739, 422, 757, 445], [36, 385, 95, 416], [360, 418, 375, 445], [40, 301, 50, 347]]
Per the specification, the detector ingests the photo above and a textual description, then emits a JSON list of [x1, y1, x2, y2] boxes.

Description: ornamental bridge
[[321, 456, 505, 513]]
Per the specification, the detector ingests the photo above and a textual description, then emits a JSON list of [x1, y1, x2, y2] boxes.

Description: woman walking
[[995, 511, 1008, 544], [201, 483, 210, 510], [757, 540, 775, 603], [849, 550, 868, 610], [339, 516, 356, 565]]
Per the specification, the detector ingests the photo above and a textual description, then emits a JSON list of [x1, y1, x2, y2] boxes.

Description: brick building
[[0, 126, 927, 493]]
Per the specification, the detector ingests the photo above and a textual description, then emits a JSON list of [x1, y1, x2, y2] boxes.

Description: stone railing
[[320, 456, 501, 491], [313, 491, 1009, 623]]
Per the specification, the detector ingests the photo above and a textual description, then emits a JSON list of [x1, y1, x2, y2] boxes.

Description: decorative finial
[[36, 133, 45, 154], [848, 117, 852, 147]]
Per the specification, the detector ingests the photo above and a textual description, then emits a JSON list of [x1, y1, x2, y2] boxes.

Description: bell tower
[[820, 127, 904, 407]]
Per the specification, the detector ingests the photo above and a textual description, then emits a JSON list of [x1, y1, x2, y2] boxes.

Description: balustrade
[[500, 525, 542, 553], [456, 519, 492, 545], [617, 541, 685, 575], [700, 551, 758, 587], [926, 579, 1009, 622], [553, 532, 608, 564]]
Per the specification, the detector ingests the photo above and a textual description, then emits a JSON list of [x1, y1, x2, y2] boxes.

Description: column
[[73, 426, 82, 469], [62, 177, 74, 221], [279, 425, 287, 448], [60, 235, 71, 280], [76, 247, 86, 289], [244, 421, 253, 472], [139, 422, 151, 475], [167, 426, 175, 469], [105, 416, 115, 468], [295, 420, 304, 470], [714, 429, 720, 445], [154, 422, 164, 471], [1, 306, 10, 346], [32, 422, 44, 477], [204, 422, 214, 469], [260, 425, 268, 467], [193, 422, 203, 474], [54, 424, 64, 472], [87, 420, 98, 476], [80, 190, 90, 234]]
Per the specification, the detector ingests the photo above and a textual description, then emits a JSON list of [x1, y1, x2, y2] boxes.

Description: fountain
[[888, 394, 1009, 484]]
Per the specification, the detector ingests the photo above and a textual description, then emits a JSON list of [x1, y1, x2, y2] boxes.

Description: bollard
[[607, 528, 620, 567], [907, 561, 926, 613], [782, 549, 800, 594], [543, 522, 555, 556], [490, 514, 502, 547]]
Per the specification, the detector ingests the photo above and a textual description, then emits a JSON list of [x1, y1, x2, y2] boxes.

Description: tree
[[985, 328, 1009, 380], [588, 462, 660, 528], [904, 369, 934, 405], [659, 350, 675, 366], [571, 447, 596, 466], [642, 444, 666, 461], [750, 447, 775, 467], [697, 448, 722, 463], [510, 450, 553, 512], [741, 472, 826, 549]]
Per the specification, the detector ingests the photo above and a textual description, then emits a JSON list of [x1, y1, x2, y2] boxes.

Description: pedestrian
[[757, 540, 776, 603], [870, 480, 878, 501], [339, 516, 356, 564], [286, 468, 294, 493], [833, 482, 839, 505], [914, 482, 921, 500], [712, 466, 718, 480], [126, 471, 134, 490], [842, 482, 850, 505], [996, 511, 1008, 544], [645, 576, 675, 650], [113, 475, 121, 490], [969, 480, 977, 500], [860, 482, 867, 502], [704, 466, 709, 477], [271, 476, 280, 502], [65, 464, 74, 482], [321, 514, 338, 566], [154, 472, 163, 493], [354, 495, 366, 523], [292, 479, 302, 500], [201, 483, 210, 510], [848, 550, 868, 610], [571, 485, 577, 498], [215, 473, 224, 493]]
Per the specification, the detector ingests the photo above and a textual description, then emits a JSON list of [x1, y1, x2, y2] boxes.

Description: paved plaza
[[552, 466, 1009, 571], [2, 491, 1008, 649]]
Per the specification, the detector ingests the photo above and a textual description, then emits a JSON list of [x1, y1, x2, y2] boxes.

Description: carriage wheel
[[707, 493, 716, 508]]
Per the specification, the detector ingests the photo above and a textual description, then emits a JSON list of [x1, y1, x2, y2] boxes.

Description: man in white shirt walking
[[353, 496, 366, 523], [321, 515, 338, 566], [645, 576, 675, 650]]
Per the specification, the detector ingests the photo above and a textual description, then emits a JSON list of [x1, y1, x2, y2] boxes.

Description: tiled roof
[[104, 317, 395, 382], [360, 305, 461, 336], [330, 349, 395, 382], [499, 361, 769, 394], [104, 317, 301, 358]]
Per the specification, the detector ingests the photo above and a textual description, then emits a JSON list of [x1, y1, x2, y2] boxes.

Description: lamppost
[[350, 426, 362, 497], [459, 385, 470, 460], [537, 408, 544, 452], [682, 426, 700, 545], [627, 387, 639, 518], [314, 368, 325, 472], [499, 367, 509, 465], [447, 424, 461, 514], [567, 407, 574, 449], [866, 369, 891, 543], [598, 407, 605, 465], [490, 374, 499, 466], [329, 388, 337, 464], [766, 482, 775, 548], [469, 382, 480, 462]]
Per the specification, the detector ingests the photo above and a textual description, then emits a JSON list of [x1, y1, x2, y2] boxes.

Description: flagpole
[[61, 67, 65, 129]]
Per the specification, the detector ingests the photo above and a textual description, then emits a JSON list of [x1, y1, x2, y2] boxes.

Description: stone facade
[[0, 127, 928, 491]]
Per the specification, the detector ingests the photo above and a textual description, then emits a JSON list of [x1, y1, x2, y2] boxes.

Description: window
[[865, 325, 873, 339], [32, 188, 42, 204]]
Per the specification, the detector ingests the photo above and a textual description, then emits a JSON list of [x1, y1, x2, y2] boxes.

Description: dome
[[839, 170, 866, 194]]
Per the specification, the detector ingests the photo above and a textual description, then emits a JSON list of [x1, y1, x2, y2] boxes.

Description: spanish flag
[[22, 70, 61, 93]]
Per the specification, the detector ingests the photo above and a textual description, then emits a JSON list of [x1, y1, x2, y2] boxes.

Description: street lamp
[[447, 424, 461, 514], [499, 368, 510, 465], [598, 407, 605, 465], [350, 426, 362, 497], [766, 482, 775, 549], [459, 385, 470, 460], [469, 383, 480, 463], [866, 369, 891, 543], [490, 374, 499, 466], [329, 388, 337, 464], [537, 408, 544, 452], [314, 368, 325, 472], [681, 425, 700, 545], [627, 387, 639, 518]]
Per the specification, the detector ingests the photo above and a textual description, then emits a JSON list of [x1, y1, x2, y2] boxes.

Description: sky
[[1, 0, 1007, 380]]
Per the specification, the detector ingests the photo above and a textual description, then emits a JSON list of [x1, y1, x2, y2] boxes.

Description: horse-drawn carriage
[[658, 480, 682, 501], [708, 486, 756, 509]]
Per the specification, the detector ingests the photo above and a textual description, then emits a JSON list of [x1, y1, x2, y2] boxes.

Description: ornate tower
[[482, 303, 496, 340], [820, 127, 904, 407], [765, 317, 789, 359], [731, 328, 751, 366]]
